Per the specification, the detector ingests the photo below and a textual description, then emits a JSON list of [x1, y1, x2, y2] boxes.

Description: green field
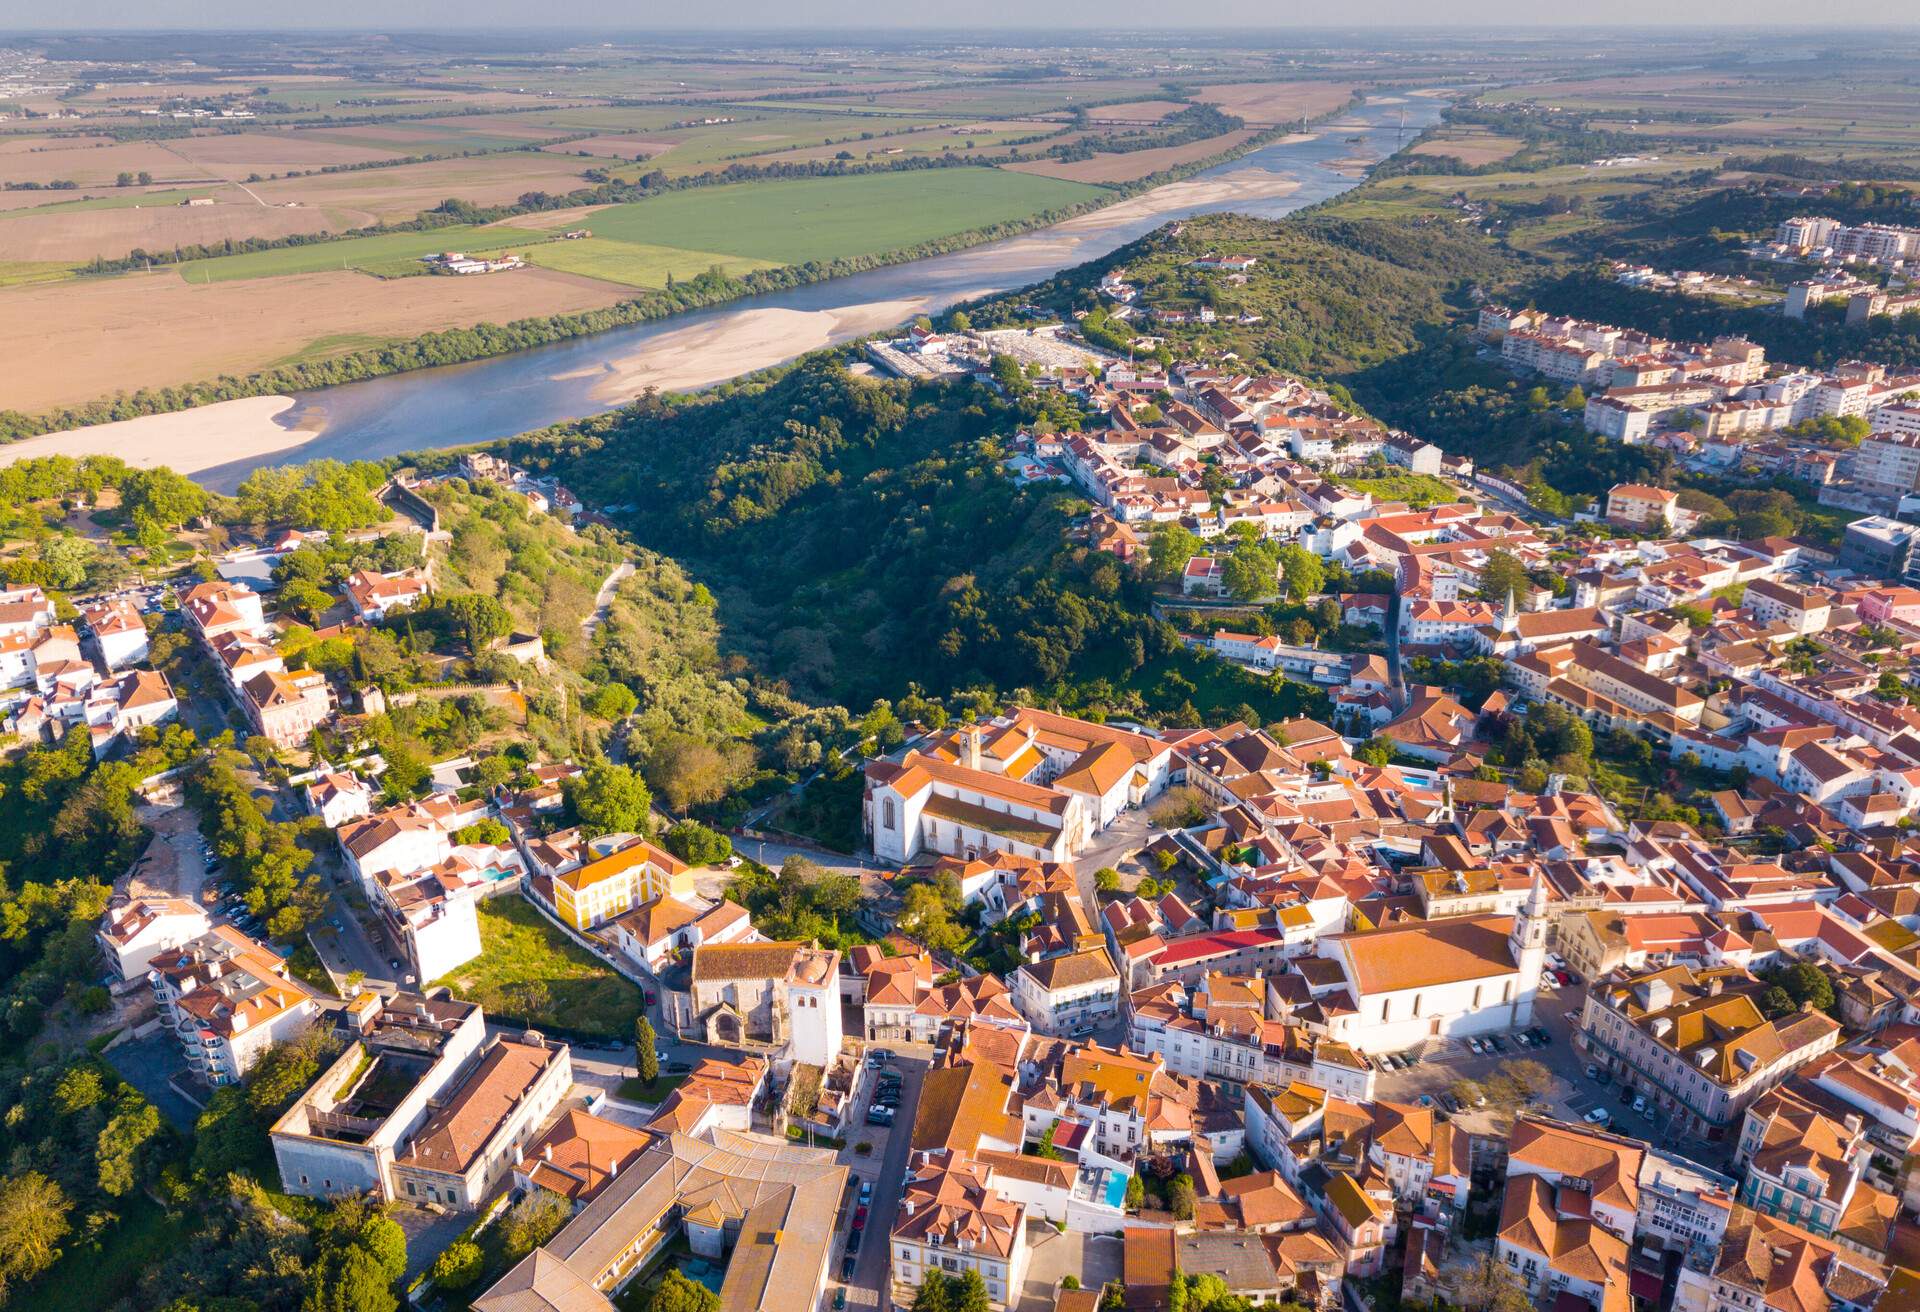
[[524, 235, 777, 288], [514, 168, 1103, 266], [174, 223, 548, 282], [167, 166, 1100, 288], [0, 260, 75, 287], [431, 896, 643, 1039]]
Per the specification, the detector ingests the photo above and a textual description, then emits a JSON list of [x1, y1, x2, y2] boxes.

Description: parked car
[[858, 1180, 872, 1203], [846, 1228, 862, 1255], [1513, 1031, 1532, 1048], [1487, 1035, 1507, 1054], [1631, 1094, 1649, 1115], [1585, 1064, 1601, 1081], [1440, 1092, 1461, 1113], [834, 1291, 847, 1311], [1466, 1037, 1484, 1054], [852, 1206, 868, 1231], [1584, 1107, 1611, 1125], [1529, 1028, 1552, 1046], [1417, 1094, 1434, 1108], [1402, 1050, 1422, 1067], [840, 1255, 857, 1281]]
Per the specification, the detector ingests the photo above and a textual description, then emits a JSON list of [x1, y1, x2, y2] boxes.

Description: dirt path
[[125, 802, 212, 906]]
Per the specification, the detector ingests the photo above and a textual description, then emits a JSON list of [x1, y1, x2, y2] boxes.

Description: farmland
[[0, 264, 632, 413], [0, 32, 1369, 425], [503, 168, 1105, 265]]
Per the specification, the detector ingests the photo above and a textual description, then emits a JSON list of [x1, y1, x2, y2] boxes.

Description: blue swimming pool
[[1104, 1172, 1130, 1209]]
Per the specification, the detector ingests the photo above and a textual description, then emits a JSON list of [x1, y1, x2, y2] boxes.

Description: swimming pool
[[1104, 1172, 1130, 1209]]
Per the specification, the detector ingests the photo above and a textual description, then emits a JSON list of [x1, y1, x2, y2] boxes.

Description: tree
[[498, 1189, 571, 1264], [645, 733, 736, 812], [1760, 985, 1796, 1018], [429, 1239, 484, 1291], [303, 1245, 397, 1312], [635, 1015, 659, 1085], [647, 1269, 721, 1312], [1478, 549, 1529, 604], [96, 1093, 162, 1196], [1275, 543, 1324, 602], [1147, 522, 1204, 586], [953, 1269, 991, 1312], [358, 1211, 408, 1284], [1168, 1173, 1196, 1221], [565, 760, 652, 838], [117, 170, 134, 186], [663, 819, 732, 867], [1037, 1120, 1062, 1159], [440, 593, 512, 653], [586, 683, 638, 720], [1775, 961, 1836, 1013], [1355, 736, 1395, 766], [0, 1171, 72, 1302], [1094, 867, 1120, 893], [1459, 1252, 1534, 1312], [1505, 1059, 1553, 1099], [454, 818, 511, 846], [913, 1272, 955, 1312], [1125, 1171, 1145, 1210]]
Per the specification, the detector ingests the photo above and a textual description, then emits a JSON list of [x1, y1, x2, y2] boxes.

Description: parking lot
[[1367, 974, 1597, 1117]]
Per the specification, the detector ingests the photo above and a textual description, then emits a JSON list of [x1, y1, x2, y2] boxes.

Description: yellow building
[[553, 841, 691, 932]]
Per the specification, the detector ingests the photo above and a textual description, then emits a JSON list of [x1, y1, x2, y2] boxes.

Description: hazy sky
[[5, 1, 1919, 29]]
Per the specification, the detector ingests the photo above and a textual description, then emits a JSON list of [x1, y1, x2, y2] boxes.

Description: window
[[883, 798, 897, 831]]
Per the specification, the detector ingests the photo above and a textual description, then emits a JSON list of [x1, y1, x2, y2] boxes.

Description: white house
[[97, 896, 211, 981]]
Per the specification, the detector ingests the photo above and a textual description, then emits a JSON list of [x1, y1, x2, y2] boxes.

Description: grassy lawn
[[173, 223, 552, 283], [1338, 470, 1461, 508], [617, 1072, 689, 1103], [523, 235, 778, 289], [544, 168, 1105, 265], [431, 896, 643, 1039]]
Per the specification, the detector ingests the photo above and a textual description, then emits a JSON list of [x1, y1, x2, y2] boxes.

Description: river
[[12, 93, 1445, 492]]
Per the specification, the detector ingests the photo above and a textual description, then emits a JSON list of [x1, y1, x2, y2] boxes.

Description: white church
[[1311, 871, 1551, 1053]]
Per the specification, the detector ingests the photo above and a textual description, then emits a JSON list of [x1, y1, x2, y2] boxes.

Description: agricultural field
[[243, 151, 598, 226], [1006, 128, 1265, 183], [0, 33, 1367, 420], [0, 262, 632, 412], [170, 221, 552, 282], [522, 236, 778, 289], [1481, 70, 1920, 161], [1194, 81, 1361, 127], [1405, 127, 1526, 167], [0, 195, 337, 263], [503, 168, 1105, 266]]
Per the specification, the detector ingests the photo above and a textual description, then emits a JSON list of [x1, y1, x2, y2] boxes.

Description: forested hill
[[961, 211, 1530, 381], [515, 361, 1180, 716]]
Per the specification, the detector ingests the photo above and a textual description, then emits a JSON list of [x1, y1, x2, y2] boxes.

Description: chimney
[[1707, 975, 1723, 997], [543, 1144, 553, 1162]]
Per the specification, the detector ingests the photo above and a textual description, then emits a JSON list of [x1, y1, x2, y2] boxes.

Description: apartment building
[[1010, 947, 1121, 1036], [891, 1151, 1030, 1311], [389, 1034, 573, 1210], [97, 896, 211, 981], [1577, 965, 1843, 1138], [149, 924, 321, 1085]]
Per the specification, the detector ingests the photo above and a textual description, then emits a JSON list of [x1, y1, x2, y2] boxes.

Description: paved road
[[839, 1052, 926, 1310], [582, 560, 634, 637]]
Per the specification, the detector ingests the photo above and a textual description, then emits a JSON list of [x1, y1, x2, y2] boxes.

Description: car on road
[[1585, 1064, 1601, 1081], [840, 1255, 857, 1282], [867, 1048, 895, 1066], [1465, 1037, 1483, 1054], [1584, 1107, 1611, 1125], [859, 1180, 872, 1203], [1440, 1092, 1461, 1113], [1514, 1031, 1532, 1048], [846, 1228, 862, 1255], [852, 1207, 867, 1231], [1529, 1027, 1552, 1046], [1487, 1035, 1507, 1053], [834, 1291, 847, 1310], [1631, 1094, 1649, 1115], [1417, 1094, 1434, 1108]]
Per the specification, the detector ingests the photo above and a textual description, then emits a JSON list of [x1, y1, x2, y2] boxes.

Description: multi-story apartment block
[[1577, 965, 1843, 1138], [149, 924, 320, 1085]]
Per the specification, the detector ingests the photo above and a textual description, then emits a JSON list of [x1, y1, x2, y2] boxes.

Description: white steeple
[[1508, 868, 1550, 1027], [1500, 585, 1519, 636]]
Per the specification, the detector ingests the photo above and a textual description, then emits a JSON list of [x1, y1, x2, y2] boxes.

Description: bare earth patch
[[0, 199, 338, 263], [0, 265, 633, 413]]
